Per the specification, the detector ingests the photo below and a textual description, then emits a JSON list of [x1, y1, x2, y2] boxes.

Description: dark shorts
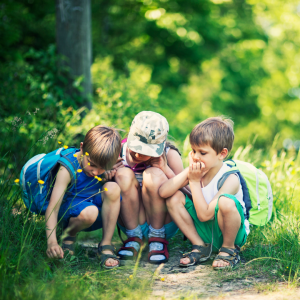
[[185, 193, 248, 252], [58, 198, 103, 232]]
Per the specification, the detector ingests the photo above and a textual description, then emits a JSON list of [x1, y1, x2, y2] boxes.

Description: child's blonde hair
[[83, 125, 121, 170], [189, 116, 234, 154]]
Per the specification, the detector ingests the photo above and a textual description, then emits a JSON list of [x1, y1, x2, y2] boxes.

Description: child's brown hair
[[83, 125, 121, 170], [189, 116, 234, 154]]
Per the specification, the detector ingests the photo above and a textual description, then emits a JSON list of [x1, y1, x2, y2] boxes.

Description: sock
[[148, 225, 166, 261], [118, 225, 142, 257]]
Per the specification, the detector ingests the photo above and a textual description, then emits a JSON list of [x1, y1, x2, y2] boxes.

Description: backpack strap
[[57, 147, 78, 187], [217, 167, 239, 190], [217, 161, 252, 220]]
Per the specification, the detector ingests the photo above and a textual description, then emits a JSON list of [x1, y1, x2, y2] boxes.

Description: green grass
[[1, 138, 300, 299]]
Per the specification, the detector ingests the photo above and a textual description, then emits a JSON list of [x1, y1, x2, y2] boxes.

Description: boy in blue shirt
[[21, 125, 123, 268], [160, 117, 248, 269]]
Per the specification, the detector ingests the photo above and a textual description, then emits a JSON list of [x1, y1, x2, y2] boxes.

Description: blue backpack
[[20, 147, 78, 214]]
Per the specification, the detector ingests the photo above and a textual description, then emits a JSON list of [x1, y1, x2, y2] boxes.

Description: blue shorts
[[58, 198, 103, 232], [118, 221, 179, 240]]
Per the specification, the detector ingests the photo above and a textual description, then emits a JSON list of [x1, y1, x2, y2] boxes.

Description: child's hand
[[188, 151, 195, 165], [46, 242, 64, 259], [113, 157, 124, 170], [103, 169, 117, 181], [149, 154, 168, 172], [188, 162, 206, 182], [103, 158, 124, 181]]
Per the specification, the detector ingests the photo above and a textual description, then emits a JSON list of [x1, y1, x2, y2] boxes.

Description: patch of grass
[[254, 282, 279, 293]]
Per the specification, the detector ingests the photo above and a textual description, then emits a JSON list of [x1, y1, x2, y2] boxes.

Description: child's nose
[[193, 154, 201, 162], [135, 153, 140, 158]]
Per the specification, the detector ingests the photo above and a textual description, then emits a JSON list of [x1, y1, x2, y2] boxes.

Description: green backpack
[[217, 160, 273, 226]]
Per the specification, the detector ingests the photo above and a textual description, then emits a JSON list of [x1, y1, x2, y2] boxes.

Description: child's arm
[[45, 166, 71, 259], [149, 149, 182, 179], [190, 162, 240, 222], [159, 167, 189, 198]]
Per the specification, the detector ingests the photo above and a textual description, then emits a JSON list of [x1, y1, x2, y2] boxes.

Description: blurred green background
[[1, 0, 300, 167]]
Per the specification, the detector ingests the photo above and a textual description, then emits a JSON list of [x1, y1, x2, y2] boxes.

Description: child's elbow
[[158, 187, 167, 199], [197, 213, 209, 223]]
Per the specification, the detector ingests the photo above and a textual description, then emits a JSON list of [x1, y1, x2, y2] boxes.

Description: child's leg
[[98, 182, 121, 267], [142, 167, 180, 262], [115, 168, 146, 258], [67, 206, 99, 237], [212, 195, 242, 268], [115, 167, 146, 230], [166, 191, 207, 265], [142, 167, 168, 229]]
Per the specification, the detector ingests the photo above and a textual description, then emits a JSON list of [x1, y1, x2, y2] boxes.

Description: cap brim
[[127, 131, 165, 157]]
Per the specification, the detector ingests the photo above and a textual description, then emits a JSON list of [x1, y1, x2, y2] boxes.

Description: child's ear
[[219, 148, 228, 159], [80, 142, 84, 150]]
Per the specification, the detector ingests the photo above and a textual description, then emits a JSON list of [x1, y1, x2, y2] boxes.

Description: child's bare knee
[[218, 196, 237, 214], [115, 168, 136, 189], [103, 182, 121, 201], [166, 191, 185, 209], [78, 206, 98, 225], [143, 167, 166, 191]]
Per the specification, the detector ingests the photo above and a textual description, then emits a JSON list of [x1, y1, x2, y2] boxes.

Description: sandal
[[62, 236, 76, 255], [179, 244, 211, 267], [97, 244, 120, 269], [213, 246, 240, 270], [117, 237, 144, 260], [148, 237, 169, 264]]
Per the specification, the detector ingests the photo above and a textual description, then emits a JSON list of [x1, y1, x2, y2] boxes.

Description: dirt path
[[78, 240, 300, 299]]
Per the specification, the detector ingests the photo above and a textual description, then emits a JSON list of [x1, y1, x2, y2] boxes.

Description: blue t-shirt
[[63, 149, 104, 208]]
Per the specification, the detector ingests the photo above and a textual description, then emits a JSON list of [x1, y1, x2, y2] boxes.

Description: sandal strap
[[98, 244, 116, 254], [219, 247, 239, 256], [214, 254, 239, 267], [63, 236, 76, 242], [99, 253, 120, 267], [213, 247, 241, 268], [148, 237, 169, 245], [182, 251, 202, 261], [62, 242, 75, 252], [118, 246, 138, 256], [123, 237, 144, 246], [192, 244, 210, 252], [117, 237, 144, 257], [148, 238, 169, 261], [148, 249, 169, 259]]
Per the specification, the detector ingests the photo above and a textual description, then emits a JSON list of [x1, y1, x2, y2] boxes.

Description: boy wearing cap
[[114, 111, 188, 264]]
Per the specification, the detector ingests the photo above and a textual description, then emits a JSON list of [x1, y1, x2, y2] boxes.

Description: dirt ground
[[78, 240, 300, 300]]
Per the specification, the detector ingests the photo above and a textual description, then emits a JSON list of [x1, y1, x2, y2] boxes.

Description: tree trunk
[[56, 0, 92, 110]]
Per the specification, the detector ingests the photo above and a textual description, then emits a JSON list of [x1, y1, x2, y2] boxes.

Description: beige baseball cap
[[127, 111, 169, 157]]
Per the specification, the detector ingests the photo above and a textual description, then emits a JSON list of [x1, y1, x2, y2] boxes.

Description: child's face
[[190, 143, 227, 171], [79, 142, 105, 177], [128, 149, 151, 164], [81, 155, 106, 177]]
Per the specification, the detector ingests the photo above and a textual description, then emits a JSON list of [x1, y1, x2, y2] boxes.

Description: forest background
[[1, 0, 300, 299], [2, 0, 300, 161]]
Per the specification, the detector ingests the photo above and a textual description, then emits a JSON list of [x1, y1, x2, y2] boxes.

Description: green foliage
[[0, 45, 85, 170]]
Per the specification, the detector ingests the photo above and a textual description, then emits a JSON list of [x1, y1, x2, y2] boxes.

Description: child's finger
[[59, 246, 64, 258]]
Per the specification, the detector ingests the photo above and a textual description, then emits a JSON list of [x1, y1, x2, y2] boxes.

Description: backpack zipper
[[37, 159, 44, 194]]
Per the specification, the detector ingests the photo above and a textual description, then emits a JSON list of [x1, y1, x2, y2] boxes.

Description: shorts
[[118, 221, 179, 240], [58, 197, 103, 232], [185, 193, 248, 252]]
